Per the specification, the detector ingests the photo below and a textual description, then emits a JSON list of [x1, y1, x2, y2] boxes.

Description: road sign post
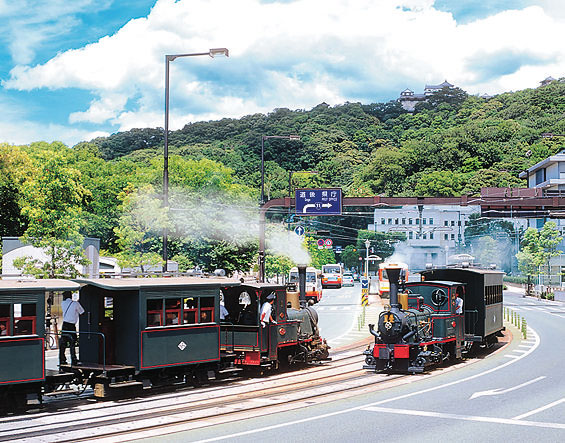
[[361, 278, 369, 306]]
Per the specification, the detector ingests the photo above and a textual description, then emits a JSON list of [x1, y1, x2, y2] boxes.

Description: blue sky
[[1, 0, 564, 147]]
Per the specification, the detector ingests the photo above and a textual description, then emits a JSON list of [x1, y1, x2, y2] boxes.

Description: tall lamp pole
[[364, 239, 371, 277], [258, 135, 300, 283], [163, 48, 229, 272]]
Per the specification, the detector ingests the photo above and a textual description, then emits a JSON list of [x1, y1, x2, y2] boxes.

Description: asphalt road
[[158, 285, 565, 442], [315, 283, 382, 348]]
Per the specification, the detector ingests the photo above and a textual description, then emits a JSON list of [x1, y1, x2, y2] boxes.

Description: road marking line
[[469, 376, 545, 399], [193, 327, 541, 443], [513, 350, 528, 354], [513, 397, 565, 420], [503, 354, 519, 359], [361, 406, 565, 430]]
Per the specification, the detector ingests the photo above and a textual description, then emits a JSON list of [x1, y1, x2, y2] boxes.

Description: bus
[[378, 262, 409, 296], [321, 264, 343, 289], [288, 267, 323, 303]]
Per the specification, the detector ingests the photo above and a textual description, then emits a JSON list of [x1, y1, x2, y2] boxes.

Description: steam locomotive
[[0, 267, 329, 411], [363, 265, 504, 373]]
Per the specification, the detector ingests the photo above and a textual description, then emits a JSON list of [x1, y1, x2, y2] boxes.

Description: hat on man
[[266, 293, 276, 301]]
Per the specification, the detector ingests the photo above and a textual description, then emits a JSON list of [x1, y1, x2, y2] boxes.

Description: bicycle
[[45, 316, 59, 350]]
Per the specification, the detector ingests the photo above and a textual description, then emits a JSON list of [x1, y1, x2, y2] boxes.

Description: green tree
[[265, 254, 294, 281], [16, 153, 90, 278], [304, 236, 335, 268], [341, 244, 363, 270], [113, 184, 167, 272], [516, 222, 562, 285]]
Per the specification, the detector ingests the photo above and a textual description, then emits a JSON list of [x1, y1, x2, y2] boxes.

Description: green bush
[[503, 275, 528, 285], [546, 292, 555, 301]]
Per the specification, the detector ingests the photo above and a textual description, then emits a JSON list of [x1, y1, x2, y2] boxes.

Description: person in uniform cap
[[260, 293, 277, 328]]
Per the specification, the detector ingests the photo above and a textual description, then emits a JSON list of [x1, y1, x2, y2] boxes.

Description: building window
[[444, 234, 448, 240], [451, 221, 455, 226], [430, 233, 434, 239], [409, 232, 413, 239], [416, 219, 420, 225], [458, 221, 461, 226], [395, 218, 399, 225], [451, 234, 455, 240], [381, 218, 385, 225], [444, 220, 448, 226], [409, 219, 413, 225], [429, 218, 434, 225], [388, 218, 392, 225], [423, 233, 427, 239], [423, 218, 427, 225], [402, 218, 406, 225]]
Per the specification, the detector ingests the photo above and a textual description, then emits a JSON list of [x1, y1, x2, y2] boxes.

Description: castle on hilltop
[[398, 80, 454, 111]]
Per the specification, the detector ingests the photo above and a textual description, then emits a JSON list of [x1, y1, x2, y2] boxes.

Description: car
[[342, 273, 354, 286]]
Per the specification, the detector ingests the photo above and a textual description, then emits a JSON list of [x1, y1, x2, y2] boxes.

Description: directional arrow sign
[[294, 226, 305, 236], [469, 376, 545, 399], [295, 188, 342, 216]]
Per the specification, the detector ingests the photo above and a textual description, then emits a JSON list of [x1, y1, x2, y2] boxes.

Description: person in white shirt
[[260, 293, 277, 328], [455, 291, 464, 315], [59, 292, 85, 366]]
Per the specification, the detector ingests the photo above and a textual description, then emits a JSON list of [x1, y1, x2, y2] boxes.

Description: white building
[[369, 205, 478, 271], [1, 237, 100, 278]]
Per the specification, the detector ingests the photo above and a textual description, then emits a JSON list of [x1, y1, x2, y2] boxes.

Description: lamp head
[[209, 48, 229, 58]]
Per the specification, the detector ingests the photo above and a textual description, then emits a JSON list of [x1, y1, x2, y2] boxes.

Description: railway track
[[0, 344, 401, 442], [0, 335, 509, 442]]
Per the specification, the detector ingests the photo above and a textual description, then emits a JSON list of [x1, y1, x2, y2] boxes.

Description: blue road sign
[[361, 278, 369, 289], [295, 188, 342, 216], [294, 225, 305, 236], [335, 245, 342, 254]]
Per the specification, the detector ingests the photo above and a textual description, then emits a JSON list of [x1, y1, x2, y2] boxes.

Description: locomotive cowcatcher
[[363, 265, 504, 373]]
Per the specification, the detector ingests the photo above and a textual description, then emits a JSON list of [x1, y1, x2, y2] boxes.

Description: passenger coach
[[0, 279, 80, 410], [75, 277, 239, 396]]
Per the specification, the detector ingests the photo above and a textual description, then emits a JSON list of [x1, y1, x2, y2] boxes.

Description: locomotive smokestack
[[386, 266, 402, 309], [298, 265, 307, 307]]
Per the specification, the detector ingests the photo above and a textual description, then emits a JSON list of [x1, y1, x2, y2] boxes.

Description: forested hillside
[[2, 80, 565, 274], [90, 80, 565, 199]]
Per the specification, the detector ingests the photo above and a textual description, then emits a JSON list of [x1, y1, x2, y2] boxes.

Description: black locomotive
[[0, 273, 329, 411], [363, 265, 504, 373]]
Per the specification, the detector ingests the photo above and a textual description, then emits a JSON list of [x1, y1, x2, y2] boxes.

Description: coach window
[[200, 297, 215, 323], [183, 297, 197, 324], [165, 299, 181, 325], [147, 299, 163, 327], [0, 304, 9, 336], [14, 303, 36, 335]]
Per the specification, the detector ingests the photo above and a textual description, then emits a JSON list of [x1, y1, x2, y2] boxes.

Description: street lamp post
[[162, 48, 229, 272], [364, 239, 371, 277]]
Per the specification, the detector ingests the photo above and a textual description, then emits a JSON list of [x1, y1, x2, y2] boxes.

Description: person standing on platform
[[59, 291, 84, 367]]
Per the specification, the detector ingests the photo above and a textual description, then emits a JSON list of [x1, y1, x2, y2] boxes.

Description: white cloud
[[3, 0, 565, 140], [0, 0, 112, 64]]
